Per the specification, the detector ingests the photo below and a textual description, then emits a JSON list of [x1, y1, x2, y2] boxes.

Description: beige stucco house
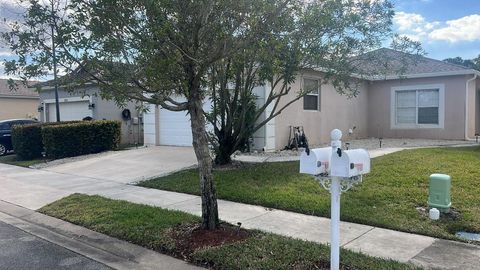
[[142, 48, 478, 150], [276, 49, 480, 147], [0, 79, 39, 121]]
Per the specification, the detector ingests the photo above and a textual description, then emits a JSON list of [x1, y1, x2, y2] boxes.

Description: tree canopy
[[1, 0, 422, 229], [443, 55, 480, 71]]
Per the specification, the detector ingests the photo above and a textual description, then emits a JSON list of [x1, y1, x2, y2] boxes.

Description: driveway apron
[[42, 146, 197, 183]]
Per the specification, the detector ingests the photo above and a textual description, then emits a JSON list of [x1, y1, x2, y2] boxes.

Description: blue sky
[[391, 0, 480, 59]]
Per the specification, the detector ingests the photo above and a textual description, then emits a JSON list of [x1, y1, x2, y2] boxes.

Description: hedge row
[[11, 124, 43, 160], [12, 121, 83, 160], [12, 120, 121, 160], [42, 121, 121, 159]]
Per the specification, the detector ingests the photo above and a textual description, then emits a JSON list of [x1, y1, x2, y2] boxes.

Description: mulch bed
[[170, 222, 250, 259], [416, 205, 461, 221], [170, 222, 358, 270]]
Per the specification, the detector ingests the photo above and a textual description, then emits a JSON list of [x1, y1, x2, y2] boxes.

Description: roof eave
[[367, 69, 480, 81], [33, 81, 96, 91], [0, 94, 39, 99]]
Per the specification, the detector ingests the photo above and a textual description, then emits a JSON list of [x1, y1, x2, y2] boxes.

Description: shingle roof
[[353, 48, 474, 79], [36, 61, 134, 89], [0, 79, 39, 97]]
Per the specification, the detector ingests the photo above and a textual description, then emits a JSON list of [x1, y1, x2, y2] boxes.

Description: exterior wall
[[264, 83, 276, 151], [39, 86, 143, 144], [0, 97, 39, 121], [251, 85, 274, 151], [143, 103, 159, 145], [476, 78, 480, 135], [274, 70, 369, 149], [467, 76, 476, 139], [142, 72, 478, 149], [94, 93, 143, 145], [367, 75, 468, 140]]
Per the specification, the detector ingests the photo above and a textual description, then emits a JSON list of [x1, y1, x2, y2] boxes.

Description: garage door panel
[[48, 101, 91, 122], [159, 109, 192, 146], [157, 99, 211, 146]]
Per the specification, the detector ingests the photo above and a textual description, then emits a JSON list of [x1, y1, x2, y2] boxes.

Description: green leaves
[[2, 0, 423, 164]]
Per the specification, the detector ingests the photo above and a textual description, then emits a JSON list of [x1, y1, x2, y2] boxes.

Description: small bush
[[11, 124, 43, 160], [42, 120, 121, 159]]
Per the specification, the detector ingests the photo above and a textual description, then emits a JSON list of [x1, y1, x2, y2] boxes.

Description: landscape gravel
[[236, 138, 477, 159]]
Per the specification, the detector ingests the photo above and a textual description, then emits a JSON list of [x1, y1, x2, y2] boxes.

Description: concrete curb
[[0, 200, 203, 270]]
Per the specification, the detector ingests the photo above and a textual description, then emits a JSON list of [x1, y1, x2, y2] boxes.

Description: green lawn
[[139, 146, 480, 240], [0, 154, 49, 167], [40, 194, 423, 270]]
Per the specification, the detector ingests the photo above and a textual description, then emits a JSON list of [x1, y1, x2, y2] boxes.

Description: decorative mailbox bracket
[[316, 175, 363, 193], [299, 129, 370, 270]]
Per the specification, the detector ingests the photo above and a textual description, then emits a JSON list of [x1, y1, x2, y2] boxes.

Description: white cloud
[[429, 15, 480, 43], [393, 12, 427, 32], [392, 12, 440, 41], [393, 12, 480, 43], [0, 0, 27, 58]]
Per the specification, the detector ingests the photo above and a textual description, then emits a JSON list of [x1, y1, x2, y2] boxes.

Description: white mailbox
[[331, 149, 370, 178], [300, 147, 332, 175]]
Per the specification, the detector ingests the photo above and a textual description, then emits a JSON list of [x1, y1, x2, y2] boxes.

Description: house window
[[303, 78, 320, 111], [392, 84, 444, 129]]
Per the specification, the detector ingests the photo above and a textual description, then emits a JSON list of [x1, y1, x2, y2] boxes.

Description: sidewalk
[[1, 163, 479, 269]]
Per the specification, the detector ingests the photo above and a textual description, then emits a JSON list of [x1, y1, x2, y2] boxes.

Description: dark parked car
[[0, 119, 38, 156]]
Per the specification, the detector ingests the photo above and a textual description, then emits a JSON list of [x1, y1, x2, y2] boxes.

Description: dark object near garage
[[0, 119, 38, 156]]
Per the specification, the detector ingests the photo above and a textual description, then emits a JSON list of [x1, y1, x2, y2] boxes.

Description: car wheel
[[0, 143, 6, 156]]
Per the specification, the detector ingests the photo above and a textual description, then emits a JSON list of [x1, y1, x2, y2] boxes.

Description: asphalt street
[[0, 220, 111, 270]]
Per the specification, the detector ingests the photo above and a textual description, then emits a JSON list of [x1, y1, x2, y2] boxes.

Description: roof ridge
[[421, 54, 470, 70], [0, 79, 40, 97], [353, 47, 474, 78], [371, 48, 469, 69]]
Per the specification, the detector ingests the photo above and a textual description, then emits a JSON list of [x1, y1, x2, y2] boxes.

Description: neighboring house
[[0, 79, 39, 121], [37, 83, 144, 145], [143, 48, 480, 150]]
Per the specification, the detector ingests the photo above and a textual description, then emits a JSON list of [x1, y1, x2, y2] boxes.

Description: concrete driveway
[[42, 146, 197, 184]]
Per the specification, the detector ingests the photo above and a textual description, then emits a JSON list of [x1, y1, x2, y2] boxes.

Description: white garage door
[[48, 101, 92, 122], [159, 109, 192, 146], [158, 99, 212, 146]]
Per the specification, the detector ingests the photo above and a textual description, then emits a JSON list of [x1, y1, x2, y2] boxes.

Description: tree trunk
[[189, 97, 220, 230], [214, 133, 234, 165]]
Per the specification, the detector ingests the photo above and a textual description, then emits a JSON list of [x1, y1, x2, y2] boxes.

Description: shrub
[[11, 124, 43, 160], [42, 120, 121, 159]]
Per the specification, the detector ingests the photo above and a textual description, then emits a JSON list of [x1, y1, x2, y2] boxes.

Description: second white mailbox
[[299, 147, 332, 175], [331, 149, 370, 178]]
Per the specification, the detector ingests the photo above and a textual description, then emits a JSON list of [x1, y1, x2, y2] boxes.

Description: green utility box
[[428, 173, 451, 212]]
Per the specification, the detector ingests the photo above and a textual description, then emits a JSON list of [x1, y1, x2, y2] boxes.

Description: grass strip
[[40, 194, 423, 270], [0, 154, 48, 167]]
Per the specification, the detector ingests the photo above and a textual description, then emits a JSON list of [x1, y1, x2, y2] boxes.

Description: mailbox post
[[300, 129, 370, 270], [330, 129, 342, 270]]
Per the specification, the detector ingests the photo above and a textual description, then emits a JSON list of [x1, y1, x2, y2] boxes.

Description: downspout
[[465, 74, 477, 140]]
